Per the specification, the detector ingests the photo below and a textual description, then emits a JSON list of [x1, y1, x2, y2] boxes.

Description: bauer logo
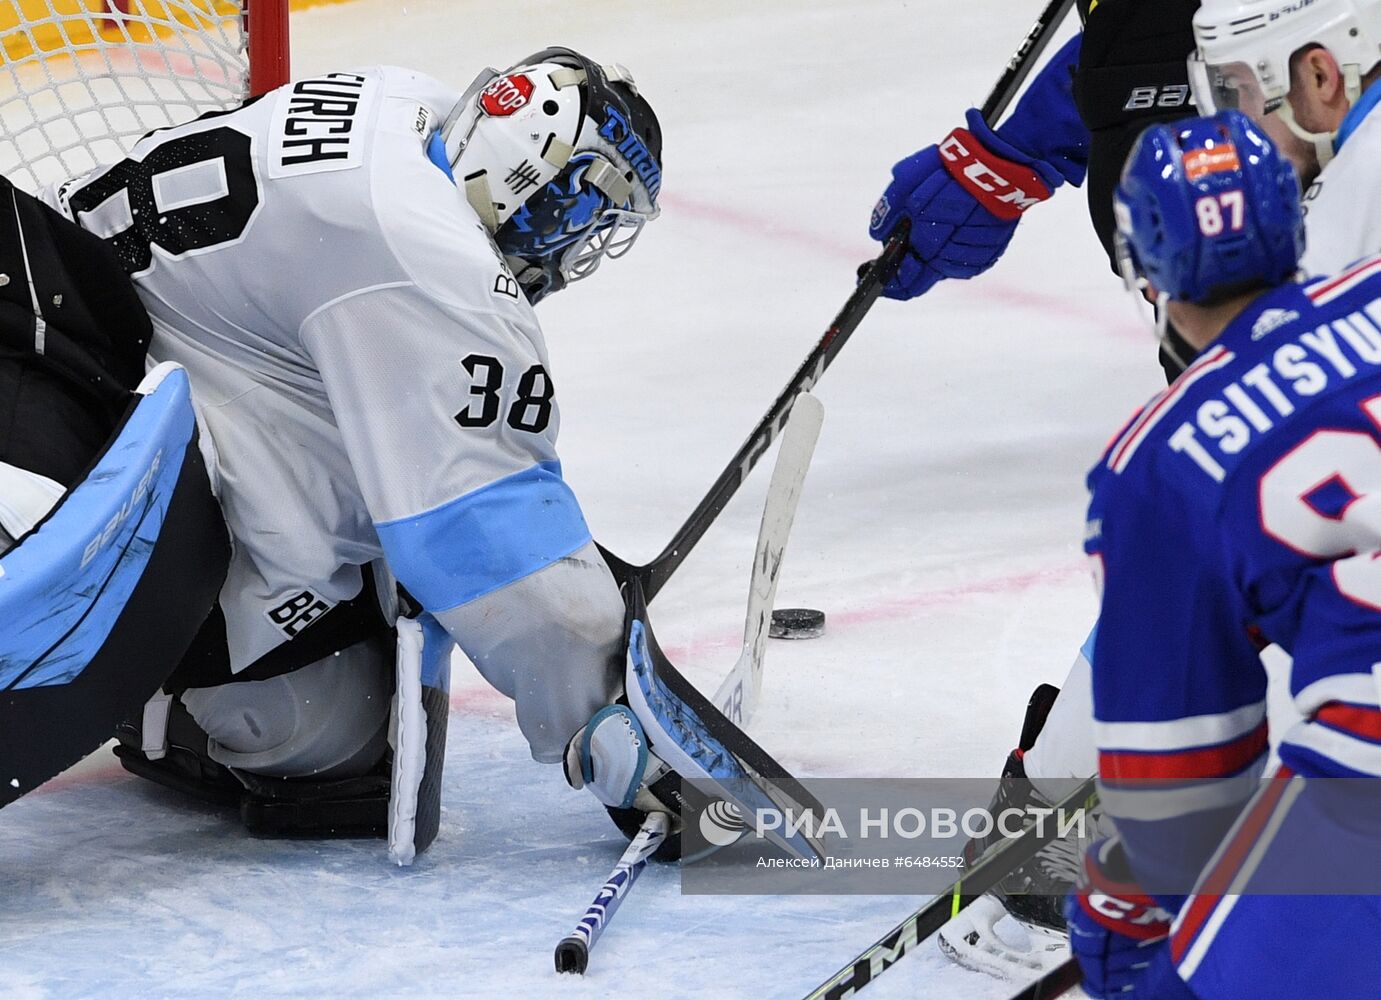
[[266, 589, 333, 638], [480, 74, 533, 117], [698, 799, 746, 847]]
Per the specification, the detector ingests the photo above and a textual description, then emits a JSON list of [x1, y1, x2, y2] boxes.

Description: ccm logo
[[80, 450, 163, 569], [938, 129, 1050, 220]]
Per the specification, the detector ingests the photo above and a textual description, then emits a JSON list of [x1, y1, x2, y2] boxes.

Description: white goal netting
[[1, 1, 255, 192]]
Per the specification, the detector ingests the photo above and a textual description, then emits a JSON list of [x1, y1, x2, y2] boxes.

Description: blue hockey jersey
[[1085, 256, 1381, 893]]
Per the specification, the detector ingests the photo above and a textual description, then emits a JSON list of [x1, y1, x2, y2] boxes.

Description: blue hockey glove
[[1066, 838, 1175, 998], [869, 32, 1090, 300]]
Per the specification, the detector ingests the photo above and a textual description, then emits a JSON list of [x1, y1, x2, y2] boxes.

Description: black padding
[[0, 176, 151, 488], [0, 174, 150, 386], [167, 568, 393, 692]]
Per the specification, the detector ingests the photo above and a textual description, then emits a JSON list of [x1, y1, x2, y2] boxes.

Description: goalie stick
[[801, 777, 1097, 1000], [596, 0, 1075, 605], [554, 394, 824, 975]]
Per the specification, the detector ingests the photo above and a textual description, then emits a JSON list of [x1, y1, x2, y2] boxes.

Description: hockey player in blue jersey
[[1065, 108, 1381, 998], [872, 0, 1381, 959]]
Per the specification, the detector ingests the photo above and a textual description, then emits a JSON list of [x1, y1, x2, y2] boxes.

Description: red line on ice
[[660, 191, 1130, 333], [662, 560, 1089, 663]]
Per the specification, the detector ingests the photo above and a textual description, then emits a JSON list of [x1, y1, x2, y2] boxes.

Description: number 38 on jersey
[[454, 354, 555, 434]]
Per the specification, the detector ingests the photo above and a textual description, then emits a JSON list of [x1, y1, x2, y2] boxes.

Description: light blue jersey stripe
[[1080, 621, 1098, 665], [376, 460, 592, 612]]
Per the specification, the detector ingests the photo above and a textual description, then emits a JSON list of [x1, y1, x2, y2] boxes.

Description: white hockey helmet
[[441, 47, 661, 303], [1189, 0, 1381, 164]]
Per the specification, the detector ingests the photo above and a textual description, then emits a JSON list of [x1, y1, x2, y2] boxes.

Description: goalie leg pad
[[388, 613, 453, 866], [1, 364, 229, 808]]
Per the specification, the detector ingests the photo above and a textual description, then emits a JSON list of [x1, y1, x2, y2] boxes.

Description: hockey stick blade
[[625, 584, 827, 860], [554, 403, 823, 976], [713, 392, 824, 726], [801, 777, 1097, 1000], [554, 810, 670, 975]]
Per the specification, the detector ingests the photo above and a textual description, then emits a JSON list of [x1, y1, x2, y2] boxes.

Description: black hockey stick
[[597, 228, 907, 601], [555, 399, 825, 975], [800, 776, 1098, 1000], [1008, 957, 1083, 1000], [980, 0, 1077, 123], [598, 0, 1076, 602]]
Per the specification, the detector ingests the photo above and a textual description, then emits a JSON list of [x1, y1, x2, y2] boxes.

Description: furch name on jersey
[[279, 72, 368, 167], [1170, 295, 1381, 482]]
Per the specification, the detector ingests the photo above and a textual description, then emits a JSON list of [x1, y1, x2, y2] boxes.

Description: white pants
[[1022, 632, 1096, 802], [181, 633, 392, 780]]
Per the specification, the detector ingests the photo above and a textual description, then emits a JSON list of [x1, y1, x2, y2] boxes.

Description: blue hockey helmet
[[1113, 109, 1303, 305]]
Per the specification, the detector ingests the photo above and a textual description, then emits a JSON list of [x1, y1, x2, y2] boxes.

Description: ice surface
[[0, 1, 1166, 996]]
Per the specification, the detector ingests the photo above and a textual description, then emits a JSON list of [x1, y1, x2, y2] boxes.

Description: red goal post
[[1, 0, 291, 191]]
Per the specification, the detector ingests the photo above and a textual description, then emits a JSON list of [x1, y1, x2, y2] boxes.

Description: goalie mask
[[442, 47, 662, 304]]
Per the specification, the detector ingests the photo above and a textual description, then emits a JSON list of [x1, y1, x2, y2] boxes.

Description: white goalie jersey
[[39, 66, 624, 755]]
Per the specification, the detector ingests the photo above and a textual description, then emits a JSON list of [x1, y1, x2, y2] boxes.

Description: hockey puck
[[769, 608, 825, 639]]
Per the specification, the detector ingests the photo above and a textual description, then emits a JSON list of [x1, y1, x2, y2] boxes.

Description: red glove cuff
[[1077, 848, 1174, 941], [938, 128, 1053, 222]]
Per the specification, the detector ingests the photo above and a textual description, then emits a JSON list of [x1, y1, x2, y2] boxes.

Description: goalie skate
[[936, 894, 1070, 982]]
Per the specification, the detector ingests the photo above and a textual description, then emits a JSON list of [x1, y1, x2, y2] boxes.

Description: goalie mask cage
[[1, 0, 289, 192]]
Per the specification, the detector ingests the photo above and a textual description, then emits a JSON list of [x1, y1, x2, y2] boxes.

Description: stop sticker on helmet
[[480, 74, 534, 117]]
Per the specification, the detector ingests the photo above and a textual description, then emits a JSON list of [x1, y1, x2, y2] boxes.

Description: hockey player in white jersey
[[1189, 0, 1381, 276], [0, 46, 721, 860]]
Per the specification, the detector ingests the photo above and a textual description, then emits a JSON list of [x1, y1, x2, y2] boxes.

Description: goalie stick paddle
[[596, 0, 1075, 604], [554, 395, 824, 974], [801, 776, 1097, 1000], [1007, 957, 1084, 1000]]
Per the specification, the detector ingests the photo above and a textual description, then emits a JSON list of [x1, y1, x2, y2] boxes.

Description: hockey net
[[0, 0, 289, 192]]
